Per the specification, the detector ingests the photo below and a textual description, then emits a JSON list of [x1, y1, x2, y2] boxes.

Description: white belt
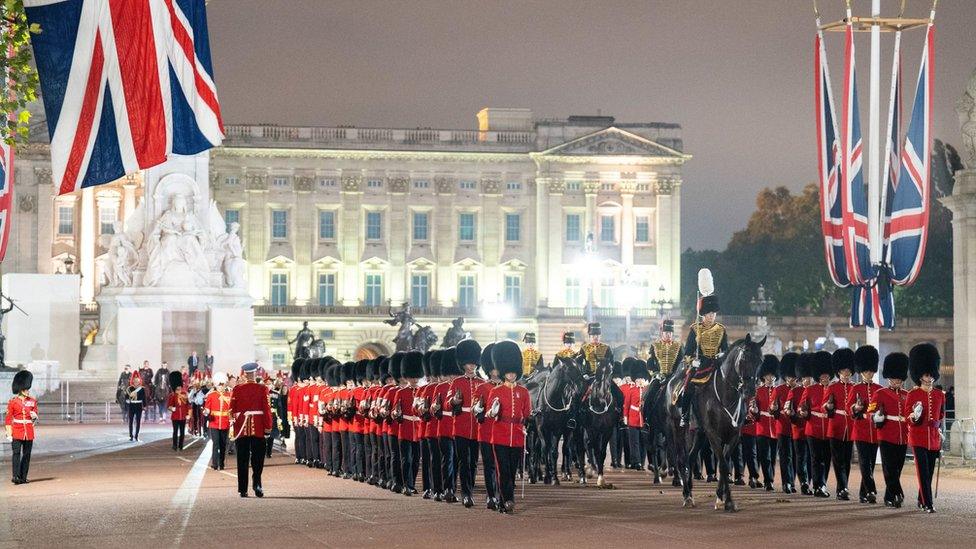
[[12, 419, 32, 424], [759, 411, 773, 418], [403, 415, 420, 422], [460, 407, 472, 413], [835, 410, 848, 417], [243, 411, 263, 416], [127, 400, 143, 404], [441, 411, 453, 417], [630, 405, 641, 412], [811, 412, 826, 418], [885, 415, 905, 422]]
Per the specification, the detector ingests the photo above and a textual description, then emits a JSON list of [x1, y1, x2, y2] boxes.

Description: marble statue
[[144, 192, 210, 287], [288, 321, 315, 359], [217, 222, 246, 288], [101, 221, 138, 287], [957, 67, 976, 168], [384, 302, 416, 352], [441, 317, 466, 348]]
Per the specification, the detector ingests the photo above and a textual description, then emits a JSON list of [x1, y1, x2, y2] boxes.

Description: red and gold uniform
[[230, 372, 273, 496], [204, 389, 231, 430], [168, 390, 191, 421], [755, 384, 779, 439], [623, 381, 643, 429], [6, 384, 37, 484], [824, 380, 855, 441], [450, 375, 485, 441], [6, 394, 37, 441], [870, 383, 909, 506], [488, 383, 530, 448]]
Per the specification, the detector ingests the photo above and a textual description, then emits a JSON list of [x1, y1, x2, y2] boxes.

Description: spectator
[[187, 351, 200, 377], [204, 350, 215, 377]]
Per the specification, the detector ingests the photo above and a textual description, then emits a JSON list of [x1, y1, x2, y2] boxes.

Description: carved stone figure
[[441, 317, 466, 348], [957, 67, 976, 167], [217, 222, 246, 288], [384, 302, 416, 352], [288, 321, 315, 359], [144, 193, 210, 287], [101, 221, 138, 287]]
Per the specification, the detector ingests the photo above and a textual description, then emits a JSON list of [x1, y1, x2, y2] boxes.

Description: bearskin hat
[[314, 358, 328, 380], [779, 352, 799, 379], [831, 348, 856, 375], [795, 353, 812, 379], [326, 361, 340, 386], [290, 359, 303, 382], [882, 352, 909, 381], [587, 322, 601, 336], [611, 360, 623, 379], [401, 351, 425, 379], [480, 342, 496, 375], [440, 346, 461, 376], [168, 370, 183, 390], [909, 343, 941, 384], [390, 352, 404, 382], [812, 351, 834, 379], [760, 354, 780, 379], [299, 359, 312, 382], [854, 345, 880, 374], [340, 361, 355, 385], [11, 370, 33, 394], [562, 331, 575, 344], [632, 359, 651, 381], [456, 339, 481, 368], [432, 349, 448, 377], [622, 357, 640, 379], [365, 359, 378, 383], [491, 340, 523, 380], [698, 294, 720, 316], [426, 349, 440, 378], [377, 356, 390, 383], [523, 332, 536, 344]]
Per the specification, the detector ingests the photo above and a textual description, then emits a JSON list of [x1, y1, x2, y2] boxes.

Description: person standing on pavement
[[6, 371, 37, 485], [127, 373, 146, 442], [204, 350, 215, 378], [204, 372, 231, 469], [230, 362, 273, 498], [167, 372, 191, 451]]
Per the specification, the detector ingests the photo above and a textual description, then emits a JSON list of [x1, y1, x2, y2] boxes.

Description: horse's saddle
[[689, 367, 715, 385]]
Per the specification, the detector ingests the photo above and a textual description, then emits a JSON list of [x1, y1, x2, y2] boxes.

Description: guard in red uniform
[[203, 372, 232, 470], [450, 339, 484, 508], [351, 360, 368, 480], [850, 345, 881, 503], [621, 358, 644, 469], [421, 350, 443, 500], [365, 358, 383, 485], [774, 352, 799, 493], [338, 361, 356, 478], [824, 348, 856, 500], [789, 354, 812, 495], [905, 343, 945, 514], [437, 348, 461, 502], [287, 359, 305, 465], [230, 362, 273, 498], [395, 351, 424, 495], [754, 354, 780, 491], [6, 371, 37, 484], [319, 361, 336, 474], [166, 372, 191, 451], [798, 351, 833, 497], [487, 340, 531, 515], [870, 352, 910, 508], [475, 343, 500, 509], [384, 353, 405, 492]]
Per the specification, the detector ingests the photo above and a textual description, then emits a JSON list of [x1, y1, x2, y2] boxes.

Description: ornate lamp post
[[750, 284, 775, 352], [482, 294, 513, 342], [650, 284, 674, 338], [581, 232, 597, 323]]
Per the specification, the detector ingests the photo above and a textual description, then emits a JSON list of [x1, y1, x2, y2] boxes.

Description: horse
[[530, 356, 586, 485], [641, 373, 676, 484], [665, 334, 764, 512], [581, 359, 624, 488], [409, 325, 438, 352]]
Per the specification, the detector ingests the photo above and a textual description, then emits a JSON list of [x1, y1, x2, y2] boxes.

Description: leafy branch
[[1, 0, 41, 146]]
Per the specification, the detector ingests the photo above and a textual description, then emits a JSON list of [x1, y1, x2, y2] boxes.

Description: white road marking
[[156, 440, 212, 545]]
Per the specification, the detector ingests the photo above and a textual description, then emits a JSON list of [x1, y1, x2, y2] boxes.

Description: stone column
[[122, 180, 137, 220], [621, 190, 634, 268], [535, 176, 550, 306], [79, 187, 96, 303], [942, 168, 976, 455], [655, 178, 673, 296]]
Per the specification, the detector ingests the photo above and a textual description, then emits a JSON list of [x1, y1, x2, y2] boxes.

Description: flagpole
[[865, 0, 882, 349]]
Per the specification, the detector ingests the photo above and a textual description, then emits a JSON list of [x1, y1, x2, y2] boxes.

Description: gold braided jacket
[[581, 342, 610, 374], [555, 347, 576, 360], [690, 321, 726, 359], [652, 340, 682, 375], [522, 348, 542, 375]]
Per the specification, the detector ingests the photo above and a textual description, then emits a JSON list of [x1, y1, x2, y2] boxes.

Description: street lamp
[[482, 295, 513, 342], [618, 270, 643, 344], [650, 284, 674, 338], [750, 284, 775, 348], [573, 232, 598, 323]]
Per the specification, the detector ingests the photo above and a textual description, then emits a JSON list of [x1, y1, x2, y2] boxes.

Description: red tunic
[[476, 382, 496, 443], [850, 381, 883, 444], [773, 384, 793, 438], [351, 386, 366, 434], [319, 386, 333, 433], [754, 384, 778, 439], [435, 381, 455, 438], [623, 383, 643, 428], [335, 387, 350, 432], [382, 385, 399, 436], [5, 396, 37, 441], [450, 375, 485, 440], [824, 380, 855, 441], [421, 384, 438, 439], [308, 383, 323, 431], [367, 386, 381, 435], [905, 387, 945, 451], [488, 383, 531, 448], [396, 386, 419, 442], [287, 383, 301, 424], [204, 390, 231, 430], [870, 387, 909, 446], [230, 381, 273, 439], [741, 398, 757, 436], [167, 391, 191, 421], [801, 384, 829, 440], [789, 385, 807, 440]]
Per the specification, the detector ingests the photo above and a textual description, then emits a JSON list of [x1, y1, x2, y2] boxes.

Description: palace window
[[413, 212, 429, 241], [565, 277, 582, 307], [600, 182, 614, 191], [367, 178, 384, 189], [505, 213, 520, 242], [366, 211, 383, 241], [271, 329, 286, 339], [506, 181, 522, 191], [600, 215, 615, 243], [99, 203, 118, 235], [565, 214, 581, 242], [225, 176, 239, 186], [271, 210, 288, 239], [319, 210, 336, 240], [459, 180, 477, 191], [270, 273, 289, 306], [413, 179, 430, 189], [224, 209, 240, 233], [459, 213, 476, 242], [57, 205, 74, 236], [458, 275, 476, 308], [411, 274, 430, 308], [636, 216, 650, 243], [272, 176, 289, 188], [566, 181, 581, 191], [318, 178, 337, 189], [317, 272, 336, 306], [364, 273, 384, 306], [504, 275, 521, 307]]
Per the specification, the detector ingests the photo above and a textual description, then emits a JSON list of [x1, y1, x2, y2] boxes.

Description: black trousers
[[855, 440, 878, 498], [440, 437, 457, 494], [480, 441, 498, 501], [420, 439, 431, 491], [364, 433, 375, 479], [691, 430, 716, 477], [428, 437, 444, 494], [913, 446, 939, 509], [294, 425, 305, 461], [128, 404, 143, 439], [609, 426, 623, 466], [321, 431, 333, 470], [387, 434, 402, 487], [794, 437, 811, 484], [308, 427, 321, 464], [352, 433, 365, 476], [807, 437, 831, 490], [342, 432, 353, 474], [235, 437, 266, 494], [373, 433, 385, 481], [730, 439, 744, 479], [879, 441, 907, 504], [830, 439, 853, 492], [493, 444, 521, 504], [627, 427, 645, 467], [757, 436, 777, 485], [210, 428, 228, 468], [11, 439, 33, 481], [455, 437, 479, 499], [172, 420, 186, 450], [777, 435, 795, 487], [740, 434, 759, 480], [399, 439, 420, 491], [332, 430, 343, 474]]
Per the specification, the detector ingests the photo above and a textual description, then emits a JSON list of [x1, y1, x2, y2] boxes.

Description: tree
[[1, 0, 40, 145]]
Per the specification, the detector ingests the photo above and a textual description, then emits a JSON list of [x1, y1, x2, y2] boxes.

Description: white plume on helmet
[[213, 371, 228, 385], [697, 268, 714, 297]]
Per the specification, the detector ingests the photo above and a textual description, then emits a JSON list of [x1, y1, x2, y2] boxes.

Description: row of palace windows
[[267, 271, 523, 309], [226, 209, 651, 246], [223, 176, 525, 193], [55, 203, 121, 237]]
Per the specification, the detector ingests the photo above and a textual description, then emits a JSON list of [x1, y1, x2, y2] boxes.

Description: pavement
[[2, 424, 975, 548]]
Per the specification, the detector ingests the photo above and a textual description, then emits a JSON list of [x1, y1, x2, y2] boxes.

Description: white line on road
[[156, 441, 212, 545]]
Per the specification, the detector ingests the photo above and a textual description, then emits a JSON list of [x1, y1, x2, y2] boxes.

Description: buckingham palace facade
[[11, 108, 688, 365]]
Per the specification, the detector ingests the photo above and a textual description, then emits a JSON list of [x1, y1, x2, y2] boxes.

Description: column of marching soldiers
[[282, 320, 946, 515]]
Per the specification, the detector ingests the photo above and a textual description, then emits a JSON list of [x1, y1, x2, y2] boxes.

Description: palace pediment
[[539, 127, 685, 159]]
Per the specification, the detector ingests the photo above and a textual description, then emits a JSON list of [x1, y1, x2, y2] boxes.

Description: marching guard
[[395, 351, 424, 495], [870, 352, 910, 508], [824, 348, 856, 501], [905, 343, 945, 514], [6, 370, 37, 485], [230, 362, 273, 498], [754, 355, 780, 491], [476, 343, 501, 509], [167, 372, 191, 451], [798, 351, 833, 498], [203, 372, 231, 469], [486, 340, 531, 514], [775, 352, 800, 493], [851, 346, 882, 503], [451, 339, 485, 508], [437, 348, 460, 502]]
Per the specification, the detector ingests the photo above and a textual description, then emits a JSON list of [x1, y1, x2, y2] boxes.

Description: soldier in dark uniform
[[554, 332, 576, 362], [521, 333, 543, 377], [577, 322, 613, 376], [678, 271, 728, 427], [650, 319, 682, 379]]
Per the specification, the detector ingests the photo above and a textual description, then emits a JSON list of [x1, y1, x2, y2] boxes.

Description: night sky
[[207, 0, 975, 250]]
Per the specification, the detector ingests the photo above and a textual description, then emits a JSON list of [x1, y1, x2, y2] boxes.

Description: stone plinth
[[1, 274, 80, 371], [941, 168, 976, 456]]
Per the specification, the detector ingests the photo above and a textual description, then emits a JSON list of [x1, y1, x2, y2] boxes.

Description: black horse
[[582, 360, 624, 488], [530, 356, 586, 485], [641, 374, 676, 485], [665, 334, 764, 511]]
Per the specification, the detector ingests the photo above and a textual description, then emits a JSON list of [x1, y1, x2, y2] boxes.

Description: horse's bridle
[[713, 347, 748, 426], [542, 368, 573, 412]]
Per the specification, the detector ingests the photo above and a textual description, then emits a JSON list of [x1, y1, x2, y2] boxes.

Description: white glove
[[873, 410, 885, 424], [29, 411, 38, 420], [911, 401, 923, 421], [4, 433, 12, 443], [939, 430, 946, 442], [692, 359, 701, 368]]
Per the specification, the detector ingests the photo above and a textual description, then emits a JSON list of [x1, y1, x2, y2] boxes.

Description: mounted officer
[[650, 319, 683, 380], [577, 322, 613, 378], [677, 269, 728, 427]]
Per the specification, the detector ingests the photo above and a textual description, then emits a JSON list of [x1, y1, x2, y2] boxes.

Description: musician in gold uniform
[[521, 333, 544, 377], [678, 289, 728, 426], [577, 322, 613, 377], [650, 319, 683, 379], [554, 332, 577, 362]]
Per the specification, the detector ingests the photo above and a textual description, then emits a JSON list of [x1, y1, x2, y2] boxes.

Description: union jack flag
[[815, 33, 849, 288], [0, 141, 11, 263], [886, 24, 934, 287], [25, 0, 224, 196]]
